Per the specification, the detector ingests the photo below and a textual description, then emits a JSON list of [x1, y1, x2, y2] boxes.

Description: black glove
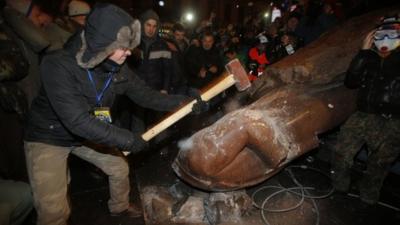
[[126, 134, 149, 154], [192, 100, 209, 115], [186, 87, 209, 115]]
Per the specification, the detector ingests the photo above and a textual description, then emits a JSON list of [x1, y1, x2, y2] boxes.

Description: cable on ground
[[251, 165, 334, 225]]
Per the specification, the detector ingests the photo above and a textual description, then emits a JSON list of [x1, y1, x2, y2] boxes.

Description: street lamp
[[184, 12, 194, 22]]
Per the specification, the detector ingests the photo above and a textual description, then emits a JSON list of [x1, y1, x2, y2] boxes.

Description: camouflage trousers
[[24, 142, 130, 225], [332, 111, 400, 204]]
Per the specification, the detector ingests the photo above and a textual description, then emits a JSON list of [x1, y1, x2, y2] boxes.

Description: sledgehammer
[[123, 59, 250, 155]]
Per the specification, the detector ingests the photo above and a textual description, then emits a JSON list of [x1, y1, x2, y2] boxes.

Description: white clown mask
[[373, 29, 400, 52]]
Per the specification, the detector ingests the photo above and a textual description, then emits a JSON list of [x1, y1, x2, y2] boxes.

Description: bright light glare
[[159, 1, 164, 7], [264, 12, 269, 18], [185, 13, 194, 22]]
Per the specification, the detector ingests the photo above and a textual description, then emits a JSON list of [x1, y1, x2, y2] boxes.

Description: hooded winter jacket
[[345, 49, 400, 117], [132, 9, 173, 91], [25, 4, 188, 151]]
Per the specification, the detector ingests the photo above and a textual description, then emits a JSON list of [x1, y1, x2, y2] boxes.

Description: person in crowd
[[50, 0, 90, 37], [283, 15, 304, 47], [3, 0, 53, 106], [266, 25, 280, 46], [317, 3, 338, 34], [0, 6, 30, 181], [295, 0, 324, 45], [126, 9, 175, 137], [67, 0, 91, 29], [164, 23, 189, 94], [132, 9, 172, 93], [271, 32, 299, 62], [170, 22, 189, 53], [286, 16, 300, 33], [230, 35, 244, 52], [223, 44, 247, 66], [1, 0, 58, 183], [45, 0, 91, 51], [194, 20, 212, 38], [216, 27, 230, 50], [23, 4, 206, 225], [247, 34, 272, 81], [226, 23, 237, 38], [188, 36, 201, 48], [207, 11, 216, 30], [0, 4, 34, 223], [0, 179, 33, 225], [331, 16, 400, 205], [185, 31, 223, 89]]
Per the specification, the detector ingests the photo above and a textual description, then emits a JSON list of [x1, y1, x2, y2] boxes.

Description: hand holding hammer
[[124, 59, 251, 155]]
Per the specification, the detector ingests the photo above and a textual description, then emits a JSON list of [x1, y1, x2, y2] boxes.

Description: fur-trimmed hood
[[76, 3, 141, 69]]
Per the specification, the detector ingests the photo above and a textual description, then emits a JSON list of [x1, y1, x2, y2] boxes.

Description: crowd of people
[[157, 0, 339, 89], [0, 0, 398, 224]]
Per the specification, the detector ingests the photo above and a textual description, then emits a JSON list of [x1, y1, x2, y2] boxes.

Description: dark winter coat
[[185, 45, 223, 89], [131, 9, 173, 91], [345, 49, 400, 117], [133, 37, 173, 91], [164, 38, 189, 94]]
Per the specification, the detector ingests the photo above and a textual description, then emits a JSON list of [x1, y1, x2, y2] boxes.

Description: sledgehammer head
[[225, 59, 251, 91]]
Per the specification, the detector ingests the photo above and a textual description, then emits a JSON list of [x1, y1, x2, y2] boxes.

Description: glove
[[186, 87, 209, 115], [192, 99, 209, 115], [126, 134, 149, 154]]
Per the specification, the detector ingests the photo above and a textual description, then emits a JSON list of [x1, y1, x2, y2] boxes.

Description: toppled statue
[[173, 81, 356, 191]]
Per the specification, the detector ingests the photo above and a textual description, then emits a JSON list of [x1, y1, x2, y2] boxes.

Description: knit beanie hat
[[76, 3, 141, 69], [68, 0, 91, 17]]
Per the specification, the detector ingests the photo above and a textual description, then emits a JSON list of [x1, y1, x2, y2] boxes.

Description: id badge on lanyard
[[87, 69, 114, 123], [93, 107, 112, 123]]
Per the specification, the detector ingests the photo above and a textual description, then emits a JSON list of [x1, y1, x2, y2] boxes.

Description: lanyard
[[86, 69, 114, 106]]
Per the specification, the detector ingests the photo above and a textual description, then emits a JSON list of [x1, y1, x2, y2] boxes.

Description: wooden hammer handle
[[200, 74, 236, 101], [142, 74, 236, 141], [141, 99, 196, 141], [122, 74, 236, 156]]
